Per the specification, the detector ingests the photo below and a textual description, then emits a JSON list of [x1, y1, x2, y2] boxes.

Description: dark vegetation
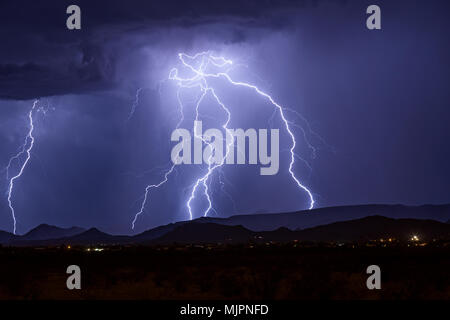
[[0, 244, 449, 300]]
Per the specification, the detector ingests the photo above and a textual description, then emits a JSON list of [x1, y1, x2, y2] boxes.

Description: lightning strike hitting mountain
[[132, 51, 316, 229], [6, 99, 39, 234]]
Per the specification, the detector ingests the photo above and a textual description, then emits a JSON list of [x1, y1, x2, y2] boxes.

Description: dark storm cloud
[[0, 0, 344, 100], [0, 49, 115, 100]]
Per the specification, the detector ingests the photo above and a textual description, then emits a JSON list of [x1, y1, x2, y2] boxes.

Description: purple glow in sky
[[1, 0, 450, 234]]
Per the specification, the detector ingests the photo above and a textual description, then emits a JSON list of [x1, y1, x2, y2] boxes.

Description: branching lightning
[[132, 51, 316, 229], [6, 99, 38, 234], [184, 85, 234, 219]]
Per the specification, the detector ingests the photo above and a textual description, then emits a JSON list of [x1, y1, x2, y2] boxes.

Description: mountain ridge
[[1, 215, 449, 246], [21, 224, 85, 241], [1, 203, 449, 245], [198, 204, 450, 231]]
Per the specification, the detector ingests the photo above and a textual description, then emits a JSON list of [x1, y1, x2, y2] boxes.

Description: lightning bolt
[[127, 88, 143, 121], [6, 99, 38, 234], [132, 51, 316, 229], [131, 87, 185, 229], [185, 85, 234, 219]]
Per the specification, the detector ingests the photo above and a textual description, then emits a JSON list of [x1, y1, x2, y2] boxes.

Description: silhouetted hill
[[200, 204, 450, 231], [68, 228, 115, 241], [0, 230, 16, 244], [292, 215, 450, 242], [21, 224, 85, 241], [134, 222, 188, 241], [151, 223, 253, 244], [136, 204, 450, 242], [9, 228, 132, 246], [150, 216, 450, 244], [1, 204, 450, 246], [54, 228, 132, 245], [257, 227, 300, 242]]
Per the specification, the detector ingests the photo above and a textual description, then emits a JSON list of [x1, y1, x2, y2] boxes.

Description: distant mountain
[[292, 215, 450, 242], [21, 224, 85, 241], [67, 227, 118, 242], [0, 230, 17, 244], [148, 216, 450, 244], [60, 228, 131, 245], [1, 204, 450, 246], [199, 204, 450, 231], [151, 222, 253, 244], [134, 222, 189, 242], [9, 228, 132, 246], [136, 204, 450, 242]]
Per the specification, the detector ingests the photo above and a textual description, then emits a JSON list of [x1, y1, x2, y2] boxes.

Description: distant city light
[[85, 247, 104, 252]]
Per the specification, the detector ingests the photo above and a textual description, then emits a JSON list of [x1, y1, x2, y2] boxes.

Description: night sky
[[0, 0, 449, 234]]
